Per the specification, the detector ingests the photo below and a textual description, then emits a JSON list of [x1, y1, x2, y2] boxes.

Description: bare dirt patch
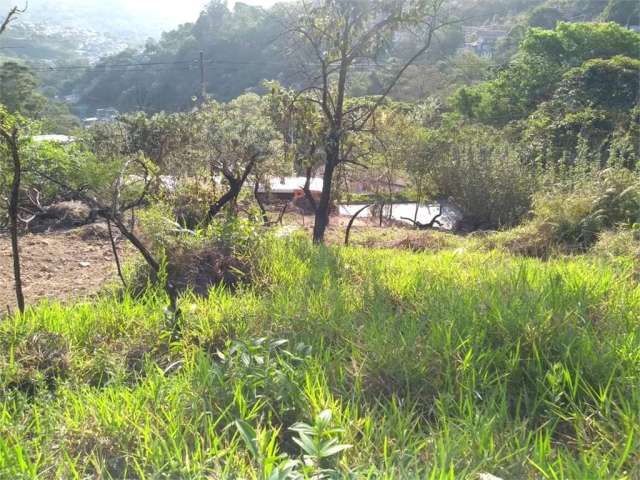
[[0, 225, 122, 312]]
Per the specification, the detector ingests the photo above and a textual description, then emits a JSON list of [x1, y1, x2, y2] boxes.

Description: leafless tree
[[0, 120, 24, 312], [0, 6, 27, 313], [283, 0, 455, 243]]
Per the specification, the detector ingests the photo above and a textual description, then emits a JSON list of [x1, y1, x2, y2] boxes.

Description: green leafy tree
[[421, 122, 534, 230], [452, 22, 640, 126], [117, 111, 196, 174], [265, 81, 323, 211], [0, 61, 47, 117], [265, 81, 324, 176], [286, 0, 453, 243], [195, 93, 280, 222], [560, 55, 640, 111], [521, 56, 640, 169]]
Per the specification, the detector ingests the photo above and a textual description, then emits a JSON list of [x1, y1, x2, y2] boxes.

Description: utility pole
[[199, 51, 206, 102]]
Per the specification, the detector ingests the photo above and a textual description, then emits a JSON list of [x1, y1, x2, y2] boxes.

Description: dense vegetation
[[1, 0, 639, 478]]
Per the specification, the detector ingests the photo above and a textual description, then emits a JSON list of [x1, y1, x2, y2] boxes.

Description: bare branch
[[344, 204, 372, 246], [0, 4, 26, 36]]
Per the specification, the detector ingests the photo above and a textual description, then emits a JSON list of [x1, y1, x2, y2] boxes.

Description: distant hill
[[0, 0, 206, 43], [0, 0, 208, 97], [2, 0, 637, 113]]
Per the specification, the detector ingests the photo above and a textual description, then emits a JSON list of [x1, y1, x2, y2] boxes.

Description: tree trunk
[[313, 154, 337, 244], [276, 201, 289, 225], [206, 157, 257, 224], [7, 131, 24, 313], [206, 181, 241, 223], [253, 181, 269, 225], [107, 219, 127, 288], [109, 214, 160, 275], [302, 166, 317, 213], [107, 212, 181, 323]]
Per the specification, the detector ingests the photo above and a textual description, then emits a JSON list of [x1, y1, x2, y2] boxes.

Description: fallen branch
[[401, 216, 443, 229], [344, 204, 372, 246], [401, 209, 443, 230]]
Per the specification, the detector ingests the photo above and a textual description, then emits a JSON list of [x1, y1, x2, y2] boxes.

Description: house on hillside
[[460, 27, 507, 58]]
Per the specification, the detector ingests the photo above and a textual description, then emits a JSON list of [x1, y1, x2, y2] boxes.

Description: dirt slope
[[0, 226, 122, 313]]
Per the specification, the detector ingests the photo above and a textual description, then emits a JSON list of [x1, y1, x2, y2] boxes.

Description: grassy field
[[1, 234, 639, 479]]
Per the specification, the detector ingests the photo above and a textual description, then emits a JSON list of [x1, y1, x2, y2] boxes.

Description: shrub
[[533, 166, 640, 248], [424, 125, 534, 230], [159, 177, 217, 229], [133, 206, 263, 297], [592, 225, 640, 259], [482, 222, 559, 259]]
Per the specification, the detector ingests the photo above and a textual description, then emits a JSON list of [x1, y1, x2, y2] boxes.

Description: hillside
[[2, 0, 637, 114], [62, 0, 638, 114]]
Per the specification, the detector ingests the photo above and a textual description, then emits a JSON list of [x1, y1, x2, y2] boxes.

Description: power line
[[22, 57, 502, 73], [25, 59, 199, 72]]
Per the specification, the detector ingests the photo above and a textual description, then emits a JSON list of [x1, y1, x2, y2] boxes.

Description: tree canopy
[[452, 22, 640, 126]]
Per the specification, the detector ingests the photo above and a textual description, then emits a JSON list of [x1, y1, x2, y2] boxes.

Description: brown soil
[[0, 224, 123, 312]]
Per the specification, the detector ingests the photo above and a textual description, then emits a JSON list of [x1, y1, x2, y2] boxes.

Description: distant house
[[258, 176, 324, 202], [82, 117, 99, 128], [96, 108, 119, 121], [33, 134, 75, 144], [256, 176, 324, 213], [83, 107, 120, 128], [460, 27, 507, 58]]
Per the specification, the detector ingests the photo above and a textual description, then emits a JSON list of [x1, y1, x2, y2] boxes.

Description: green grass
[[1, 236, 639, 479]]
